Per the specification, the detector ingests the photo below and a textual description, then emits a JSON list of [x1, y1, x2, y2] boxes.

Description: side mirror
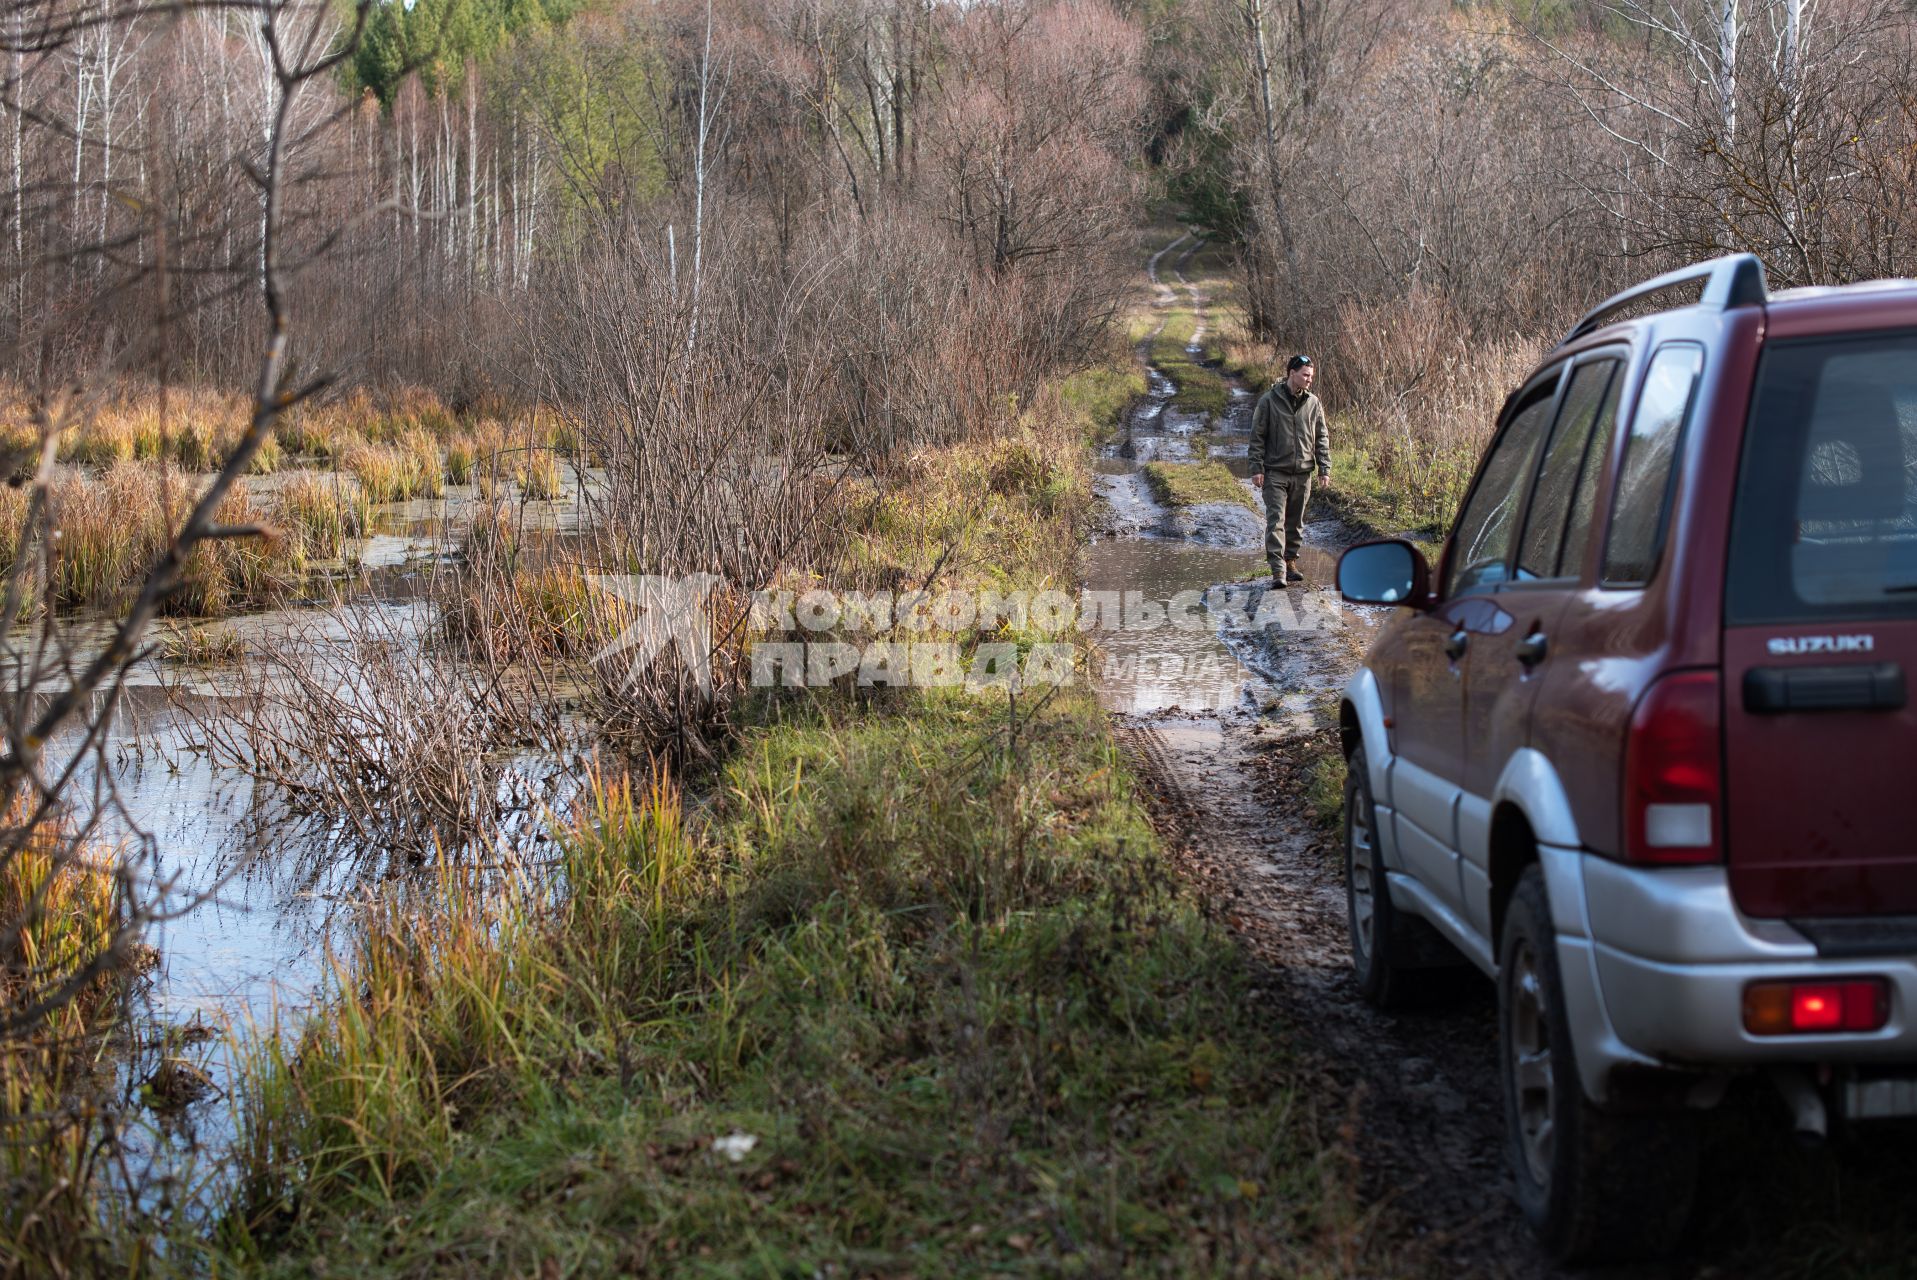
[[1337, 538, 1432, 608]]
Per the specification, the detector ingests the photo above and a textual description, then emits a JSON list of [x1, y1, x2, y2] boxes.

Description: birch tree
[[1525, 0, 1903, 283]]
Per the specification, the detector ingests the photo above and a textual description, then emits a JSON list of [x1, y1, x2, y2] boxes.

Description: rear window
[[1518, 358, 1619, 580], [1603, 344, 1703, 584], [1727, 331, 1917, 623]]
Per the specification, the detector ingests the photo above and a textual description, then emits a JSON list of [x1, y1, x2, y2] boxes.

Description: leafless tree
[[1520, 0, 1912, 285], [0, 0, 375, 1267]]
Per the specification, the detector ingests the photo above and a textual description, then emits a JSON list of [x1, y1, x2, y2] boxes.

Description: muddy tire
[[1344, 746, 1412, 1008], [1499, 866, 1697, 1264]]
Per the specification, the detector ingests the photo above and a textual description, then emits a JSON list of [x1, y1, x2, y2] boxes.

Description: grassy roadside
[[1058, 362, 1149, 446], [1305, 443, 1451, 546], [195, 362, 1372, 1278]]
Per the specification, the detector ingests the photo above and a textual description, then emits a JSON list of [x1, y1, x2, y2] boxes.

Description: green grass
[[1309, 440, 1455, 543], [1151, 311, 1231, 419], [1142, 460, 1255, 511], [1303, 746, 1345, 833], [209, 689, 1362, 1276], [1056, 362, 1147, 441], [189, 358, 1372, 1277]]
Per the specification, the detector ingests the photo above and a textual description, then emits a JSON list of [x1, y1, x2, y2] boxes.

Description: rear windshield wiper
[[1884, 582, 1917, 594]]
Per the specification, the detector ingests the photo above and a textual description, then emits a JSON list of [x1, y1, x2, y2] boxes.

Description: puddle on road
[[1081, 536, 1263, 714], [1086, 248, 1372, 722], [1081, 533, 1350, 718]]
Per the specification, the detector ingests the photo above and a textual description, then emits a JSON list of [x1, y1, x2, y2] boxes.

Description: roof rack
[[1559, 253, 1767, 347]]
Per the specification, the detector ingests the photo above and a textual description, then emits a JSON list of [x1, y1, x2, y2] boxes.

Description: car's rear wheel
[[1345, 746, 1410, 1008], [1499, 865, 1697, 1263]]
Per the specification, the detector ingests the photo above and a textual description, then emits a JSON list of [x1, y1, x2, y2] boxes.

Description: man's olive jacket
[[1249, 383, 1331, 476]]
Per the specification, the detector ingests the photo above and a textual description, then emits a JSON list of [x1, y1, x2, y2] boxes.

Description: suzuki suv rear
[[1334, 255, 1917, 1263]]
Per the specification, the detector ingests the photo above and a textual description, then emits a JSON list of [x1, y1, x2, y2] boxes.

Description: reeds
[[445, 434, 478, 485], [228, 769, 694, 1217], [0, 803, 130, 1276], [31, 383, 526, 477], [50, 385, 288, 474], [440, 552, 619, 660], [434, 497, 622, 660], [38, 465, 307, 613], [513, 447, 564, 501], [175, 481, 307, 616], [340, 431, 444, 504], [157, 621, 245, 664], [278, 471, 368, 561]]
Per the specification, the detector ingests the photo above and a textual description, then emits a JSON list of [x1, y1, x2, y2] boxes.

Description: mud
[[1115, 698, 1540, 1278], [1159, 500, 1263, 548], [1093, 232, 1547, 1277]]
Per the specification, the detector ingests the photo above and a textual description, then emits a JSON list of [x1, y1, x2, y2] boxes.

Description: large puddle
[[23, 469, 605, 1184], [1083, 237, 1358, 722]]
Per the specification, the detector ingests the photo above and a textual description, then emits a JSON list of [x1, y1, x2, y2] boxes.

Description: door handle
[[1744, 662, 1904, 713], [1444, 629, 1469, 660], [1516, 631, 1548, 667]]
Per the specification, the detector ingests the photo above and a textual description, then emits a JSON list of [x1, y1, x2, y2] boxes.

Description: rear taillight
[[1744, 979, 1891, 1035], [1623, 670, 1722, 865]]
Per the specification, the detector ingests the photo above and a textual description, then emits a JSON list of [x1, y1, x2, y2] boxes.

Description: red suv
[[1336, 254, 1917, 1262]]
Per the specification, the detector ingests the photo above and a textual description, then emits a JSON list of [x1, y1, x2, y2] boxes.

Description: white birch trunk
[[1717, 0, 1738, 151], [688, 0, 715, 356]]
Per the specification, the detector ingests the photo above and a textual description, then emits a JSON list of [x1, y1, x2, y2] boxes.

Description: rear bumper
[[1572, 854, 1917, 1077]]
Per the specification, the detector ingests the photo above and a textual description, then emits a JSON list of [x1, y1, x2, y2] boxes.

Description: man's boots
[[1285, 560, 1305, 587]]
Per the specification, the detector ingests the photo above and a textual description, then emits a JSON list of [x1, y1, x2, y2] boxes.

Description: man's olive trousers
[[1262, 469, 1314, 573]]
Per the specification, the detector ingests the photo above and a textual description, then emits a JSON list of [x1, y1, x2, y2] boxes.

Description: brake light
[[1623, 670, 1723, 864], [1744, 979, 1890, 1035]]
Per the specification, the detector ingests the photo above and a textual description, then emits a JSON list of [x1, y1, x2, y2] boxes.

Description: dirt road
[[1091, 232, 1537, 1275]]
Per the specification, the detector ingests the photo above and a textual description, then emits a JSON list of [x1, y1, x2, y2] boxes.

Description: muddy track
[[1098, 232, 1550, 1277], [1118, 700, 1542, 1278]]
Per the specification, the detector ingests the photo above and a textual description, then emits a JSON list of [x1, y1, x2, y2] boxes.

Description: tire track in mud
[[1094, 232, 1552, 1278], [1144, 230, 1193, 315], [1117, 701, 1541, 1279]]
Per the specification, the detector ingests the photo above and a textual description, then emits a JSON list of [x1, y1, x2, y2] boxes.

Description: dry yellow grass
[[514, 448, 565, 500], [341, 431, 444, 504], [0, 382, 503, 475], [37, 465, 306, 613]]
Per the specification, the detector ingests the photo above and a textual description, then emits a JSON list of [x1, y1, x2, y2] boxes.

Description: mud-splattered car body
[[1334, 254, 1917, 1263]]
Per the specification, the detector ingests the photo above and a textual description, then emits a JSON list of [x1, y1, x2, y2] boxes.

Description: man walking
[[1249, 354, 1331, 588]]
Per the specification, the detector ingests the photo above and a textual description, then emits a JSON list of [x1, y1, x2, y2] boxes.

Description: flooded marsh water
[[19, 464, 608, 1184]]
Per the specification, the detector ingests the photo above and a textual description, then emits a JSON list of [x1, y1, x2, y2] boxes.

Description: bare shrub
[[1327, 287, 1544, 526], [194, 602, 573, 863], [529, 223, 841, 762]]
